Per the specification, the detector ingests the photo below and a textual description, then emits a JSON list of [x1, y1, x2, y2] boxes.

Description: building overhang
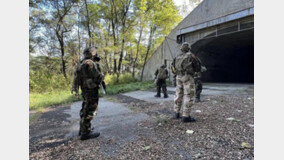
[[177, 7, 254, 36]]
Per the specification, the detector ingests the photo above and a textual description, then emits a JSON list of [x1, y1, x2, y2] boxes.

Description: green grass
[[29, 90, 79, 110], [29, 80, 156, 110]]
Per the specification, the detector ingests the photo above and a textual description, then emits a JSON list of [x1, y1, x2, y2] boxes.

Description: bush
[[29, 69, 71, 93]]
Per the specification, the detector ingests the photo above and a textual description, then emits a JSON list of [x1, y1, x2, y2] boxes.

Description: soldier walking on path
[[172, 42, 201, 123], [72, 47, 103, 140], [154, 64, 169, 98]]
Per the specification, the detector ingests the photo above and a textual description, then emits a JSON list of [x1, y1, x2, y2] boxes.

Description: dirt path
[[29, 83, 254, 160]]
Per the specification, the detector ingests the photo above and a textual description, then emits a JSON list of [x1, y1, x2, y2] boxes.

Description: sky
[[173, 0, 202, 18]]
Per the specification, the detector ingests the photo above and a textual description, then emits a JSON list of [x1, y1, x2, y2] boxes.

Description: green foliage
[[105, 80, 155, 95], [29, 69, 71, 93], [29, 90, 79, 110], [104, 73, 137, 85], [29, 0, 183, 109]]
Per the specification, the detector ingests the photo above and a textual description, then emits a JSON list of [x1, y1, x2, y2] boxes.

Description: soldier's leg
[[174, 75, 183, 118], [194, 78, 202, 102], [80, 98, 98, 136], [79, 100, 86, 136], [173, 75, 177, 87], [155, 80, 161, 97], [196, 79, 202, 99], [182, 77, 195, 122], [162, 80, 168, 98]]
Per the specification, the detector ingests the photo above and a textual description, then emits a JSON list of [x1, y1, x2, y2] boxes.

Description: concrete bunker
[[190, 23, 254, 83], [139, 0, 254, 82]]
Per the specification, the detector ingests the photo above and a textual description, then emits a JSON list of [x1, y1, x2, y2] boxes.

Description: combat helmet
[[82, 47, 97, 59], [180, 42, 191, 53]]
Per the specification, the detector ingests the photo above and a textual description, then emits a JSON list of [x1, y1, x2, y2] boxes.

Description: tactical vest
[[78, 59, 102, 90], [157, 68, 168, 79], [175, 53, 195, 76]]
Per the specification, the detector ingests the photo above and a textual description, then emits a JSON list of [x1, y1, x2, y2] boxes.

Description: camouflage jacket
[[172, 51, 201, 76], [155, 67, 168, 80], [194, 56, 206, 78], [72, 59, 102, 94]]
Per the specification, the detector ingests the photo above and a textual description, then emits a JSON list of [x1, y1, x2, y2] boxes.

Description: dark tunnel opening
[[192, 29, 254, 83]]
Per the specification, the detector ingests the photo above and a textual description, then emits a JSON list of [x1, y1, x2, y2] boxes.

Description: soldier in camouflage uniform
[[154, 64, 169, 98], [172, 42, 201, 123], [171, 61, 177, 87], [194, 57, 207, 103], [72, 47, 103, 140]]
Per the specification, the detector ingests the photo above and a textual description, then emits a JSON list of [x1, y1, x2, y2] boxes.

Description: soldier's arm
[[193, 56, 201, 73], [72, 66, 80, 95], [93, 62, 103, 85], [165, 69, 169, 78], [154, 69, 158, 78]]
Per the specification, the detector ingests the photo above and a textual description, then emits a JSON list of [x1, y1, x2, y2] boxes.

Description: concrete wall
[[176, 0, 254, 32], [140, 0, 254, 81]]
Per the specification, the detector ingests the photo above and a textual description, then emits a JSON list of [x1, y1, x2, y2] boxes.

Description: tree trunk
[[140, 26, 155, 81], [77, 22, 81, 56], [116, 38, 125, 82], [59, 36, 67, 79], [84, 0, 92, 47], [113, 58, 117, 73], [132, 26, 143, 78]]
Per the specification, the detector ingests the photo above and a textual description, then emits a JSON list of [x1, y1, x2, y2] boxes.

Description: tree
[[29, 0, 182, 84], [140, 0, 182, 81], [36, 0, 79, 78]]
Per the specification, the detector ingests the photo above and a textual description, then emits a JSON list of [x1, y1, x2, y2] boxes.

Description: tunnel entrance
[[192, 29, 254, 83]]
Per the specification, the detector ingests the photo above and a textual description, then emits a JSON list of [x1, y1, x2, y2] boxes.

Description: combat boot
[[154, 94, 161, 97], [164, 94, 169, 98], [79, 127, 94, 136], [194, 98, 201, 103], [173, 112, 180, 119], [80, 132, 100, 140], [181, 116, 196, 123]]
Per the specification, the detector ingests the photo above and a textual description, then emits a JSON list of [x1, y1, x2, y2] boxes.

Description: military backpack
[[77, 59, 102, 90], [157, 67, 168, 79], [174, 52, 198, 76]]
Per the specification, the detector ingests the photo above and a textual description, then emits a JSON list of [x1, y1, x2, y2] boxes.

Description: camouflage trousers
[[174, 75, 195, 117], [156, 79, 168, 96], [172, 74, 177, 87], [194, 77, 202, 99], [80, 90, 99, 135]]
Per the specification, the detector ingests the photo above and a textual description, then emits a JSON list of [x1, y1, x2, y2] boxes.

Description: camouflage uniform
[[172, 42, 201, 122], [72, 47, 102, 139], [171, 61, 177, 87], [194, 72, 202, 101], [194, 57, 206, 102], [154, 65, 169, 98]]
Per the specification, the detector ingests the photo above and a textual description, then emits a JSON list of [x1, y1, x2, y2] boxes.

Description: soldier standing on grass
[[154, 64, 169, 98], [172, 42, 201, 123], [72, 47, 103, 140]]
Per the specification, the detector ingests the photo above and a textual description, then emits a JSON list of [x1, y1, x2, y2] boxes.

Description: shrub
[[29, 69, 71, 93], [104, 73, 137, 85]]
